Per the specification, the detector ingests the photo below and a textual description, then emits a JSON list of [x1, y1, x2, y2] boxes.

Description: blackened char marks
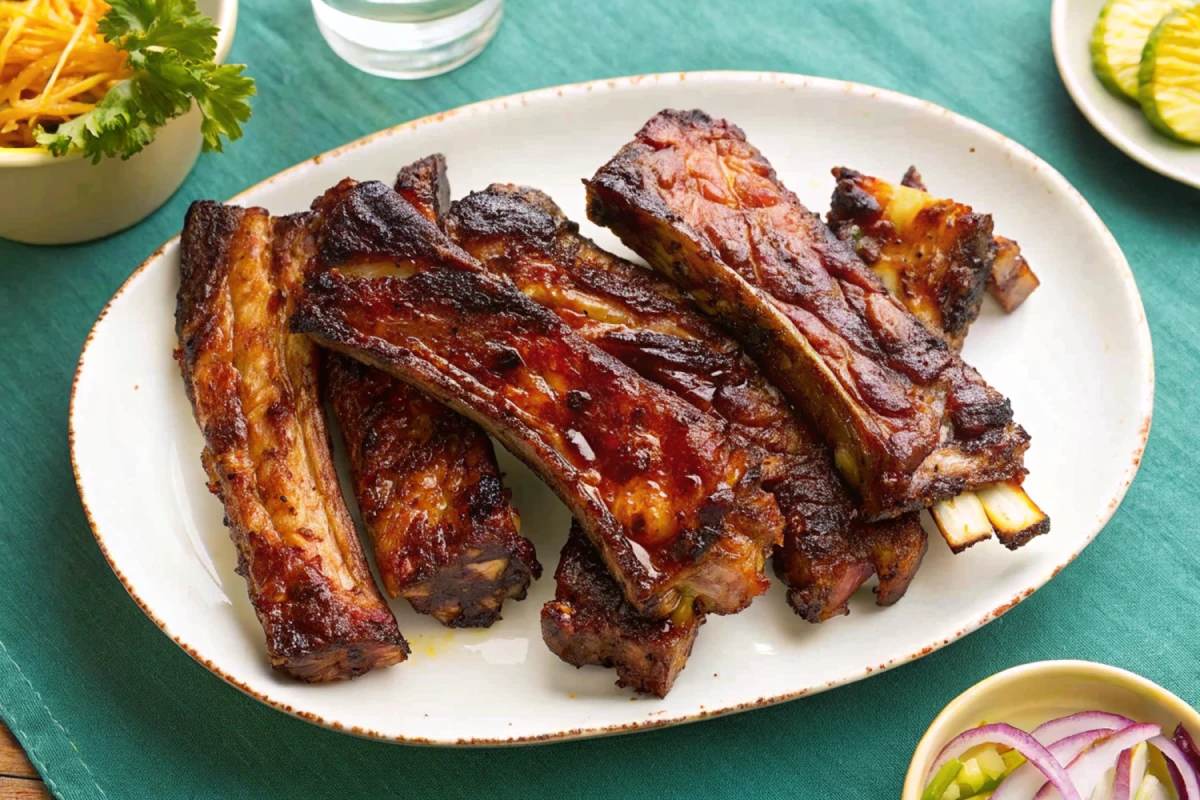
[[393, 153, 451, 225]]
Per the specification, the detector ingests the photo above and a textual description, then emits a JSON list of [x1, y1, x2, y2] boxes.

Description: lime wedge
[[1138, 6, 1200, 143], [1092, 0, 1192, 100]]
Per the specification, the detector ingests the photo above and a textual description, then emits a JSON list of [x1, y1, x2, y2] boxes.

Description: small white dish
[[71, 72, 1153, 745], [1052, 0, 1200, 189], [0, 0, 238, 245], [903, 660, 1200, 799]]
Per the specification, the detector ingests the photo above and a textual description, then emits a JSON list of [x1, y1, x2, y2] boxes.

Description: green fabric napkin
[[2, 0, 1198, 797]]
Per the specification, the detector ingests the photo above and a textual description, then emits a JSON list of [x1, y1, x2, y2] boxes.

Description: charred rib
[[324, 156, 539, 628], [326, 354, 539, 627], [828, 167, 1050, 549], [586, 110, 1031, 521], [542, 524, 704, 697], [176, 202, 408, 681]]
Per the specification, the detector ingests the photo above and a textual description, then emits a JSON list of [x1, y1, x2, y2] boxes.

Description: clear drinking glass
[[311, 0, 503, 80]]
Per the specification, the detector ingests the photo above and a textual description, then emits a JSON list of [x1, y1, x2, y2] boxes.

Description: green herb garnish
[[37, 0, 255, 163]]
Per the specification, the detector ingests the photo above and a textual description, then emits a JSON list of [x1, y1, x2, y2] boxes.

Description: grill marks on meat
[[323, 154, 539, 628], [176, 201, 408, 681], [827, 167, 993, 350], [542, 524, 703, 697], [445, 183, 926, 627], [291, 179, 783, 619], [586, 110, 1031, 520], [326, 354, 539, 627]]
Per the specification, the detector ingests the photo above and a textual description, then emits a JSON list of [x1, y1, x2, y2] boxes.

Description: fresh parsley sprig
[[37, 0, 255, 163]]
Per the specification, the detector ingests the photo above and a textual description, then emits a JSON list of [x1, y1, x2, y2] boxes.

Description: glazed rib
[[827, 167, 1050, 549], [445, 183, 927, 626], [586, 110, 1031, 521], [897, 166, 1040, 314], [175, 201, 408, 681], [325, 354, 539, 626], [827, 167, 993, 350], [290, 179, 784, 619], [542, 523, 704, 697], [322, 155, 539, 628]]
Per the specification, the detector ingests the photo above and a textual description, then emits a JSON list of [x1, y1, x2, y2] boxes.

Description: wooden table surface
[[0, 721, 51, 799]]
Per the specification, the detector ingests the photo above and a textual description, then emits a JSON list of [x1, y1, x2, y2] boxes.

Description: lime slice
[[1092, 0, 1192, 100], [1138, 6, 1200, 142]]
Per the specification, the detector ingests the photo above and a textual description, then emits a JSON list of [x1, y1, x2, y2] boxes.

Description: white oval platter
[[71, 71, 1154, 745]]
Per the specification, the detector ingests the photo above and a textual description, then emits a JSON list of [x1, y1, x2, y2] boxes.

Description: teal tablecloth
[[2, 1, 1198, 797]]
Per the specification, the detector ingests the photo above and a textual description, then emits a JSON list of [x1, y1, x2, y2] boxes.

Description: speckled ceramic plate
[[1052, 0, 1200, 189], [70, 72, 1153, 745]]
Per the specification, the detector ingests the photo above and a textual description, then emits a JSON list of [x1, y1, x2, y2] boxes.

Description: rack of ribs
[[175, 202, 409, 681], [323, 156, 540, 628], [290, 178, 784, 620], [826, 166, 1049, 550], [444, 182, 926, 691], [585, 110, 1035, 528]]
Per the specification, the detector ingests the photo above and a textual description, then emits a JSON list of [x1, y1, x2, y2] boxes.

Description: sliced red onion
[[1152, 735, 1200, 800], [928, 722, 1082, 800], [1032, 712, 1136, 746], [1035, 724, 1161, 800], [994, 729, 1113, 800], [1166, 760, 1187, 800], [1112, 748, 1132, 800], [1176, 725, 1200, 775]]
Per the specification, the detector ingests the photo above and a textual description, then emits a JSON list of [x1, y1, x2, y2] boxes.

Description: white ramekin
[[0, 0, 238, 245]]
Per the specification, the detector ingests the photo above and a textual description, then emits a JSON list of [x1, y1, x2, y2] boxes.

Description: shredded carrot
[[0, 0, 132, 148]]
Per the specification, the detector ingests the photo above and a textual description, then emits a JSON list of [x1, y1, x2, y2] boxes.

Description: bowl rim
[[0, 0, 238, 168], [1049, 0, 1200, 191], [902, 659, 1200, 798]]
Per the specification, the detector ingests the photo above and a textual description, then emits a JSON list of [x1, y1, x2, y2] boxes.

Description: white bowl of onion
[[904, 661, 1200, 800], [0, 0, 238, 245]]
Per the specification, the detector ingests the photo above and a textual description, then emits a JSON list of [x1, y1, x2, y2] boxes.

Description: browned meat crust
[[394, 154, 451, 226], [586, 110, 1031, 520], [542, 524, 704, 697], [900, 166, 1040, 314], [445, 184, 926, 625], [828, 167, 993, 350], [175, 201, 408, 681], [290, 179, 783, 619], [326, 354, 539, 627]]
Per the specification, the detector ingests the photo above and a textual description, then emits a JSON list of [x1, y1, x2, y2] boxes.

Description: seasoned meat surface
[[542, 524, 704, 697], [586, 110, 1031, 520], [175, 201, 408, 681], [325, 156, 538, 628], [898, 166, 1040, 314], [291, 179, 783, 619], [326, 354, 538, 626], [393, 153, 451, 226], [828, 167, 993, 349], [446, 184, 926, 623]]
